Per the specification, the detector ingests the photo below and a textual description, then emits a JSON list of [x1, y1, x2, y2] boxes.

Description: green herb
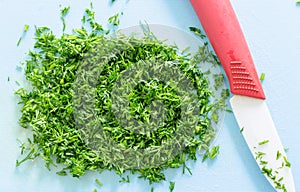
[[283, 156, 291, 167], [17, 24, 30, 46], [56, 170, 67, 176], [255, 147, 288, 192], [17, 38, 22, 47], [276, 150, 282, 160], [108, 13, 121, 26], [15, 5, 226, 188], [119, 175, 130, 183], [8, 76, 10, 82], [150, 187, 154, 192], [240, 127, 244, 133], [209, 88, 229, 124], [258, 140, 269, 145], [189, 27, 206, 39], [261, 166, 273, 177], [261, 167, 272, 176], [95, 179, 103, 186], [261, 164, 287, 192], [24, 24, 29, 32], [209, 145, 220, 159], [255, 151, 266, 160], [82, 8, 104, 33], [260, 73, 265, 81], [202, 145, 220, 162], [259, 160, 268, 165], [60, 6, 70, 17], [16, 147, 38, 167], [182, 161, 192, 175], [279, 162, 285, 169], [169, 181, 175, 192], [93, 189, 98, 192], [60, 6, 70, 32], [296, 0, 300, 4], [213, 74, 224, 90]]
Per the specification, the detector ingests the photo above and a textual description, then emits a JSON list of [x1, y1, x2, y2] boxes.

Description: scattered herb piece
[[189, 26, 206, 39], [8, 76, 10, 82], [24, 24, 29, 32], [90, 2, 94, 9], [209, 145, 220, 159], [60, 6, 70, 32], [182, 161, 192, 175], [258, 140, 269, 145], [276, 150, 282, 160], [213, 74, 224, 91], [260, 73, 265, 81], [202, 145, 220, 162], [255, 151, 266, 160], [283, 156, 291, 168], [169, 181, 175, 192], [17, 38, 22, 47], [259, 160, 268, 165], [56, 170, 67, 176], [240, 127, 244, 133], [17, 24, 30, 46], [95, 179, 103, 187], [108, 13, 121, 26], [60, 6, 70, 17], [261, 166, 273, 177], [296, 0, 300, 4], [119, 175, 130, 183], [279, 162, 285, 169]]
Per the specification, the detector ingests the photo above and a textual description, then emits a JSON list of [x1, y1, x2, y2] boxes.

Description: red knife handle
[[190, 0, 265, 99]]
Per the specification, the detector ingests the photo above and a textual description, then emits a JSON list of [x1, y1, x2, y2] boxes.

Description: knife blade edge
[[230, 95, 295, 192]]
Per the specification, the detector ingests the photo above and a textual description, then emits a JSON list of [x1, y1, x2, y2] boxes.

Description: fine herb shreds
[[119, 175, 130, 183], [258, 140, 269, 145], [260, 73, 265, 81], [15, 7, 224, 185], [189, 27, 206, 39], [16, 11, 109, 178], [202, 145, 220, 162], [60, 6, 70, 32], [169, 181, 175, 192], [108, 13, 121, 26], [95, 179, 103, 187], [17, 24, 30, 46]]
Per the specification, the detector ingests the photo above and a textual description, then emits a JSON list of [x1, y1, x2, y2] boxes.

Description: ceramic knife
[[190, 0, 295, 191]]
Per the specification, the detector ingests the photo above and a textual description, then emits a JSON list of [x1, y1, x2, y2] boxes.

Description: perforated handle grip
[[190, 0, 265, 99]]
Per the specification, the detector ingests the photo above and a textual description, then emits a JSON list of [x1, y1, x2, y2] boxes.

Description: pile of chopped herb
[[15, 5, 227, 189]]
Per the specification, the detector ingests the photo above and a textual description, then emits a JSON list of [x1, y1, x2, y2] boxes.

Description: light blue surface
[[0, 0, 299, 191]]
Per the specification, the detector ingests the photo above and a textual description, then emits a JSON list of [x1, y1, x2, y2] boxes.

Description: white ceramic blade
[[230, 95, 295, 192]]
